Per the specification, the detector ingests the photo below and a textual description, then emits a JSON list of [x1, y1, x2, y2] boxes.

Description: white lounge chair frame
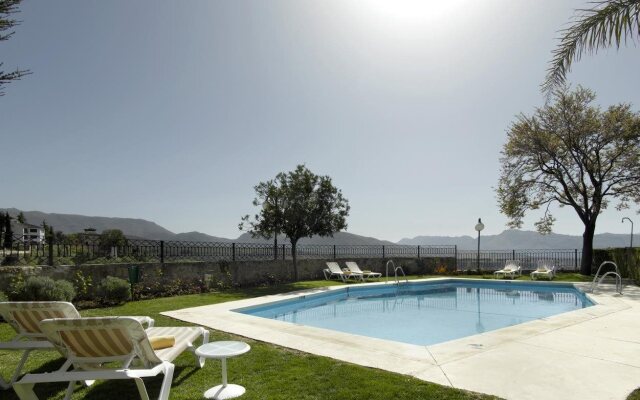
[[493, 260, 522, 279], [344, 262, 381, 280], [13, 317, 208, 400], [323, 262, 363, 282], [531, 260, 557, 280], [0, 301, 153, 390]]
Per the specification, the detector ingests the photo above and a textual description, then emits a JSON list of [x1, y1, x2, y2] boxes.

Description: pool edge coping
[[162, 278, 631, 390]]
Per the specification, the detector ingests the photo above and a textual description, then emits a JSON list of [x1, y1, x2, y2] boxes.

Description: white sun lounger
[[0, 301, 154, 389], [493, 260, 521, 279], [323, 262, 363, 282], [12, 317, 208, 400], [531, 260, 557, 280], [344, 262, 381, 280]]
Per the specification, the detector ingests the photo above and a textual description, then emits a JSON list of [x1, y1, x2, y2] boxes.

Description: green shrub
[[0, 291, 7, 302], [593, 247, 640, 282], [98, 276, 131, 304], [10, 276, 76, 302], [53, 280, 76, 302], [72, 270, 93, 301]]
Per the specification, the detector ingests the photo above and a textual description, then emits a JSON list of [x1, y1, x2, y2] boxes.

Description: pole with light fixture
[[622, 217, 634, 248], [475, 218, 484, 273]]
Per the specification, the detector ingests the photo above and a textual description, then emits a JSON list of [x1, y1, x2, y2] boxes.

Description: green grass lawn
[[0, 274, 592, 399]]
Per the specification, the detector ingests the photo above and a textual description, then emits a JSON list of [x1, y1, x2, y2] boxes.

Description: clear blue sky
[[2, 0, 639, 241]]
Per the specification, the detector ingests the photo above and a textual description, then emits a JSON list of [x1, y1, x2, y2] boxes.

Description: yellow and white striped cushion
[[0, 302, 80, 334], [59, 327, 134, 358], [40, 317, 204, 366]]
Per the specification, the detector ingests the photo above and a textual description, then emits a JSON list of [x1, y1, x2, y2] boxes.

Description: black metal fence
[[456, 249, 581, 271], [0, 233, 582, 271], [0, 234, 456, 266]]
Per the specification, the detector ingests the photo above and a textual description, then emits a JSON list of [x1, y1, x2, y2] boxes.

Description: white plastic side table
[[195, 341, 251, 400]]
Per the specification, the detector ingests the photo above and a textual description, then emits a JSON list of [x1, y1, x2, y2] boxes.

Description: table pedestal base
[[204, 384, 245, 399]]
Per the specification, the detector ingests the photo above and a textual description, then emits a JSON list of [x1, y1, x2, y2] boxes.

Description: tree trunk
[[580, 222, 596, 276], [291, 239, 298, 281], [273, 233, 278, 260]]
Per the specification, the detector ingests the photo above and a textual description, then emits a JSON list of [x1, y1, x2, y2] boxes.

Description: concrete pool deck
[[163, 278, 640, 400]]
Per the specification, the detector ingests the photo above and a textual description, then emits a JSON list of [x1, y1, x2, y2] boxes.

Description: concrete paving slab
[[523, 330, 640, 367], [441, 341, 639, 400]]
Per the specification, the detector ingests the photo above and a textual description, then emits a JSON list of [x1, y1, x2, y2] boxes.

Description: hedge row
[[2, 275, 132, 305], [593, 247, 640, 282]]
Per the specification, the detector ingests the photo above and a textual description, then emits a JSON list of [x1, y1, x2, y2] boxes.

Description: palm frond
[[0, 63, 30, 96], [542, 0, 640, 96]]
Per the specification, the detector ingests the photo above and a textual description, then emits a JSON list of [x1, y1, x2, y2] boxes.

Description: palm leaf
[[542, 0, 640, 95]]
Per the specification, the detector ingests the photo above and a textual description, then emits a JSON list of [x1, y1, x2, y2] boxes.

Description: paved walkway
[[164, 279, 640, 400]]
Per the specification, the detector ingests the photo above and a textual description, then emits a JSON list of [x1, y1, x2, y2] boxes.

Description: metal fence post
[[382, 245, 385, 259], [232, 243, 236, 262], [417, 245, 421, 259], [160, 241, 165, 264], [333, 245, 336, 259], [454, 245, 458, 270], [512, 249, 515, 260], [47, 230, 54, 267], [574, 249, 578, 271], [282, 244, 285, 261]]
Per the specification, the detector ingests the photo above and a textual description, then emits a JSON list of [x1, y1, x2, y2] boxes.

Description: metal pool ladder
[[590, 261, 623, 294], [385, 260, 408, 285]]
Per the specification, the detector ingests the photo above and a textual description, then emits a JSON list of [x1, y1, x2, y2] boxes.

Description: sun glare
[[364, 0, 468, 27]]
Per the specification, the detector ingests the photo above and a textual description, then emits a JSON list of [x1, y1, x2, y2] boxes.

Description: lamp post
[[475, 218, 484, 273], [622, 217, 634, 248]]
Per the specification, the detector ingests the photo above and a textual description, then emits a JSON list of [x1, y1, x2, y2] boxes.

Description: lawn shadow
[[3, 357, 68, 400], [3, 363, 202, 400]]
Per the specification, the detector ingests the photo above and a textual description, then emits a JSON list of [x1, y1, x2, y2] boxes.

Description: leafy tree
[[239, 178, 285, 255], [3, 212, 13, 248], [54, 230, 66, 243], [0, 0, 29, 96], [241, 165, 350, 280], [99, 229, 128, 252], [543, 0, 640, 94], [16, 211, 25, 224], [64, 233, 80, 244], [497, 86, 640, 275]]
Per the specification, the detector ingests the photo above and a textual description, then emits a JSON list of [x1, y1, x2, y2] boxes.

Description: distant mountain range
[[1, 208, 636, 249], [0, 208, 391, 245], [236, 232, 395, 246], [398, 229, 638, 250], [0, 208, 232, 242]]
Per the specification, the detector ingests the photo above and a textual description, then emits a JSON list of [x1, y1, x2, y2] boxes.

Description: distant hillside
[[398, 229, 638, 250], [3, 208, 635, 248], [0, 208, 387, 244], [173, 231, 233, 243], [0, 208, 231, 242], [236, 231, 395, 246]]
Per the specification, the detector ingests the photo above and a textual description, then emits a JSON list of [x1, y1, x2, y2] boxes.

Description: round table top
[[195, 341, 251, 358]]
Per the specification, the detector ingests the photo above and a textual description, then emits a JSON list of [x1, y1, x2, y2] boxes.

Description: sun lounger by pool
[[344, 262, 381, 280], [323, 262, 363, 282], [531, 260, 557, 280], [12, 316, 208, 400], [0, 301, 153, 389], [493, 260, 521, 279]]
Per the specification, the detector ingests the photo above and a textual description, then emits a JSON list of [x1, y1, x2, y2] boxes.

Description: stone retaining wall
[[0, 257, 456, 294]]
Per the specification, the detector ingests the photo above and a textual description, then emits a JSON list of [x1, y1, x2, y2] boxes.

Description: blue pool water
[[236, 280, 593, 346]]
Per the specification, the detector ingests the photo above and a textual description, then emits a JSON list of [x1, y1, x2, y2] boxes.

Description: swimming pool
[[236, 280, 594, 346]]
